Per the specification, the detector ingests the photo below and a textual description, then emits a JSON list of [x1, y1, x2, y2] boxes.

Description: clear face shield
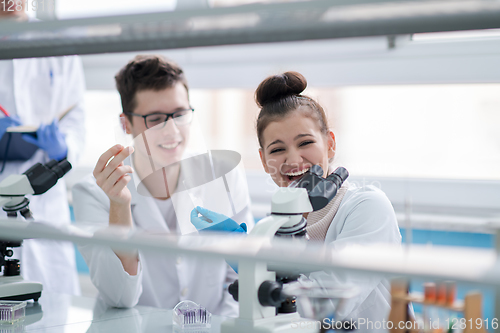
[[115, 110, 245, 235]]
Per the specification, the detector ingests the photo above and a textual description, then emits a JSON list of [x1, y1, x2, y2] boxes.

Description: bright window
[[78, 84, 500, 180]]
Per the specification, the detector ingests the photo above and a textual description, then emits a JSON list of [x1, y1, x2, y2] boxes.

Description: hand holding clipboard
[[0, 103, 77, 161], [6, 103, 77, 135]]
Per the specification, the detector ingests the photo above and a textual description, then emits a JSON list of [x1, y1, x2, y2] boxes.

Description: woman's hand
[[94, 144, 134, 206]]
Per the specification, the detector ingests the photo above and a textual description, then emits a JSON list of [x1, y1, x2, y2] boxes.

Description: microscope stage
[[0, 276, 42, 302]]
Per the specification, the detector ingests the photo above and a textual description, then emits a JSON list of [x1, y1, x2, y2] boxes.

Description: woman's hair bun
[[255, 71, 307, 107]]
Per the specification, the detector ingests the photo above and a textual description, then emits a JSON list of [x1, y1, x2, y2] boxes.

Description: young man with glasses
[[72, 55, 253, 316]]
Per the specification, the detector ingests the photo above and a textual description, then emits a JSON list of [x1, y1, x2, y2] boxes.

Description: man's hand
[[94, 144, 138, 274], [94, 144, 134, 207]]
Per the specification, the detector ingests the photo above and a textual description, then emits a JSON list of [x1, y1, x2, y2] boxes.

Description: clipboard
[[0, 104, 77, 161], [0, 132, 39, 161], [6, 103, 77, 134]]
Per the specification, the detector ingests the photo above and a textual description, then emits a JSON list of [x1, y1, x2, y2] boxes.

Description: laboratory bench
[[15, 292, 226, 333]]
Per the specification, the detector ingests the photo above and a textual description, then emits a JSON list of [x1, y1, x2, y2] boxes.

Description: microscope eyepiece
[[23, 158, 72, 195], [51, 159, 72, 179], [44, 159, 58, 169], [327, 167, 349, 183], [308, 165, 324, 177], [292, 165, 349, 211]]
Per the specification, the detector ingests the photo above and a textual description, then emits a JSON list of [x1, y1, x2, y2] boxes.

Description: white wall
[[82, 35, 500, 90]]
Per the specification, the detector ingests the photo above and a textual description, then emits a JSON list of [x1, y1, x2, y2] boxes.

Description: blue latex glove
[[190, 206, 247, 233], [190, 206, 246, 273], [0, 116, 21, 139], [22, 120, 68, 160]]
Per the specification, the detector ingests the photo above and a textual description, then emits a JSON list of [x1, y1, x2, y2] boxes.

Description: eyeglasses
[[127, 108, 194, 129]]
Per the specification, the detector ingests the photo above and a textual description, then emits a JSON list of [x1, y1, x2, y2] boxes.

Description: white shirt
[[153, 197, 177, 233], [72, 153, 254, 315]]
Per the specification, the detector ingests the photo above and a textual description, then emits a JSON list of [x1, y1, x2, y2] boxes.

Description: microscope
[[0, 159, 72, 301], [222, 165, 349, 333]]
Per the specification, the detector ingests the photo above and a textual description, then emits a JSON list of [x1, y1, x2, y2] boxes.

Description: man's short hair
[[115, 55, 189, 121]]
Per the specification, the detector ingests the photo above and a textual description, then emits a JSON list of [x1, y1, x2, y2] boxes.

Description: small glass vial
[[424, 282, 437, 303]]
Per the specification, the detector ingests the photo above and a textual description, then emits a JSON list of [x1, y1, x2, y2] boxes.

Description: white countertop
[[16, 292, 225, 333]]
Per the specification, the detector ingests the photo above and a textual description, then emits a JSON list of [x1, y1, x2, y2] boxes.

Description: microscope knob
[[258, 281, 286, 307], [5, 249, 13, 257], [277, 296, 297, 314], [4, 259, 20, 276], [228, 280, 239, 302]]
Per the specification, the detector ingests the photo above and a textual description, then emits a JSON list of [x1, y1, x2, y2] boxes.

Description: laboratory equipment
[[283, 279, 359, 330], [389, 280, 486, 333], [0, 301, 26, 325], [222, 166, 349, 333], [424, 282, 437, 303], [173, 300, 212, 331], [0, 159, 72, 302]]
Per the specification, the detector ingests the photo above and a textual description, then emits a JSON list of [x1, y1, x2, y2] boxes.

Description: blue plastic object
[[190, 206, 246, 233]]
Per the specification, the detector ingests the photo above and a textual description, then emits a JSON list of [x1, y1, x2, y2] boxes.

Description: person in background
[[0, 2, 86, 295], [191, 71, 402, 331], [72, 55, 253, 315]]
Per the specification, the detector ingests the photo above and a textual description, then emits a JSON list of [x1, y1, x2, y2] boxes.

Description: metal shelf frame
[[1, 219, 500, 287], [1, 0, 500, 59]]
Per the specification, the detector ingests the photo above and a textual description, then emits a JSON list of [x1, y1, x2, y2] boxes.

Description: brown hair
[[255, 71, 329, 148], [115, 55, 189, 121]]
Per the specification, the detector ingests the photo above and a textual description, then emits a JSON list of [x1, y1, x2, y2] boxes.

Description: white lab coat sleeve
[[57, 56, 86, 165], [72, 177, 143, 308], [308, 190, 401, 320]]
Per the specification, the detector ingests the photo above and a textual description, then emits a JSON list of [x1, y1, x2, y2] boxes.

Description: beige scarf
[[305, 181, 349, 241]]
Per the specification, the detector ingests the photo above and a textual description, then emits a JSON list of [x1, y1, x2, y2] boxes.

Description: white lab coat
[[0, 56, 86, 295], [307, 184, 401, 332], [72, 156, 254, 316]]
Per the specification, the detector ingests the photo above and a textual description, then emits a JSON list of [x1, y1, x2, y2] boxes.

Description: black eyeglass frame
[[125, 108, 195, 129]]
